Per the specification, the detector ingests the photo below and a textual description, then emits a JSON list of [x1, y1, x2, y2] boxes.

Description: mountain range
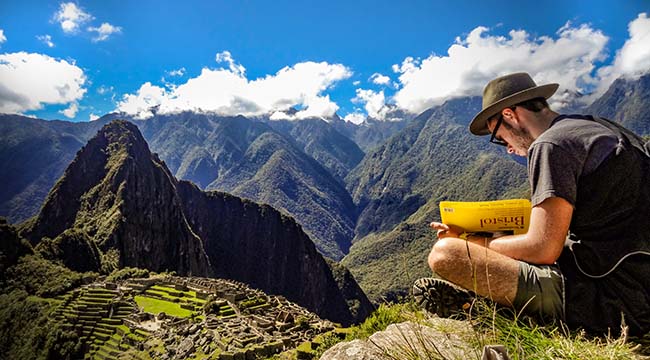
[[1, 71, 649, 304], [16, 120, 373, 325], [0, 112, 370, 260]]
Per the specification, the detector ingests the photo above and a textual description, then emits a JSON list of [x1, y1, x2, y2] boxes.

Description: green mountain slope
[[211, 131, 357, 259], [346, 97, 528, 241], [265, 118, 365, 182], [343, 97, 529, 301], [0, 115, 109, 223]]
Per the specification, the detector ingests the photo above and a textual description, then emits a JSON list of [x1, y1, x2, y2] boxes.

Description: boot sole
[[412, 277, 473, 318]]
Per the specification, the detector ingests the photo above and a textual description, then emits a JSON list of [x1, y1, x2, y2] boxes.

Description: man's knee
[[428, 238, 465, 275]]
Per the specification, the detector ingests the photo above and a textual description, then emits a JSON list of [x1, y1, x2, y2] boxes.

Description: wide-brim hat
[[469, 72, 559, 135]]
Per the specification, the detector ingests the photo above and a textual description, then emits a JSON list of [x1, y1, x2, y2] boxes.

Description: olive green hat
[[469, 72, 559, 135]]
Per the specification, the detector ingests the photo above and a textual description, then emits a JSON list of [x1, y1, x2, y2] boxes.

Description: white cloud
[[392, 22, 608, 114], [60, 102, 78, 118], [215, 51, 245, 77], [54, 3, 93, 33], [89, 113, 99, 121], [117, 53, 352, 120], [370, 73, 391, 86], [343, 112, 366, 125], [352, 88, 388, 119], [352, 80, 361, 86], [0, 29, 6, 45], [597, 13, 650, 94], [37, 34, 55, 48], [116, 82, 168, 119], [167, 67, 186, 77], [0, 52, 86, 114], [88, 22, 122, 42]]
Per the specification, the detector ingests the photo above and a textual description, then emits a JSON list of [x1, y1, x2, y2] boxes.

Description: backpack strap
[[592, 116, 650, 158]]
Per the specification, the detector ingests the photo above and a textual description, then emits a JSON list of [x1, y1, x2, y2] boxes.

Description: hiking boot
[[412, 277, 473, 318]]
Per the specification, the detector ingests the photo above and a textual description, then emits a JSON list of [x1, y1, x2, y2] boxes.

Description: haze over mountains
[[1, 71, 649, 303]]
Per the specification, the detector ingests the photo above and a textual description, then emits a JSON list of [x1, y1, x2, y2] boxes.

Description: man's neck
[[529, 109, 560, 139]]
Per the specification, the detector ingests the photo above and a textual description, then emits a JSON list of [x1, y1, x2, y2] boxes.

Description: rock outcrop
[[321, 320, 476, 360]]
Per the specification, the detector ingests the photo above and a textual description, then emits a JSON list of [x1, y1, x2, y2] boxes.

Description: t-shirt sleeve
[[528, 142, 582, 207]]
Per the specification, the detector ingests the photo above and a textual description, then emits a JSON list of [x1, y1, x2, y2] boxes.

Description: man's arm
[[484, 196, 573, 264]]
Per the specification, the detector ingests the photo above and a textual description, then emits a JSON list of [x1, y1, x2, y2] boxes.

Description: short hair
[[514, 97, 549, 113]]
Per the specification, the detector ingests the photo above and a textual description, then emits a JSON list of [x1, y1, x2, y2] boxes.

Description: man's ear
[[503, 107, 518, 124]]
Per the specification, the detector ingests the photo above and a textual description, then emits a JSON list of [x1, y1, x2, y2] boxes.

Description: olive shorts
[[512, 262, 565, 322]]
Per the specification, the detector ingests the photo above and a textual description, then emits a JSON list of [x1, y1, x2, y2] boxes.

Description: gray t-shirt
[[528, 115, 618, 207], [526, 114, 650, 335]]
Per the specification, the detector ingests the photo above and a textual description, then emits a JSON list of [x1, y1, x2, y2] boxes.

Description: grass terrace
[[134, 295, 194, 318], [134, 283, 210, 320], [49, 286, 139, 360]]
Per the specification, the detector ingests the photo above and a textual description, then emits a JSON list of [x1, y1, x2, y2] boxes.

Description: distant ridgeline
[[0, 112, 362, 261], [11, 120, 372, 328]]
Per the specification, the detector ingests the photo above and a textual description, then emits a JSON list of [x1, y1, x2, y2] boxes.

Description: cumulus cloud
[[343, 112, 366, 125], [597, 13, 650, 93], [0, 29, 6, 45], [215, 51, 245, 77], [117, 53, 352, 120], [88, 23, 122, 42], [54, 3, 93, 33], [37, 34, 55, 47], [60, 102, 78, 118], [370, 73, 391, 86], [0, 52, 86, 114], [392, 22, 609, 114], [116, 82, 168, 119], [89, 113, 99, 121], [352, 89, 388, 119]]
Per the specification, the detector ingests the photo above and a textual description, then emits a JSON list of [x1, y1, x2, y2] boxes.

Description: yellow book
[[439, 199, 532, 235]]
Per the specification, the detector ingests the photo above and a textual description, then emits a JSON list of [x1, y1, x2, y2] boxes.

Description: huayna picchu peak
[[18, 120, 372, 327], [21, 120, 213, 277]]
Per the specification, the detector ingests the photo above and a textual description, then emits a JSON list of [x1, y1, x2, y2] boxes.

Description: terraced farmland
[[51, 285, 150, 359]]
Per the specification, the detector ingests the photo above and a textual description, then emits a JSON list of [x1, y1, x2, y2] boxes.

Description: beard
[[503, 121, 535, 156]]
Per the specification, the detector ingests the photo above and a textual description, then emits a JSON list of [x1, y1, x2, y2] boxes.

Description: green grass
[[313, 301, 647, 360], [134, 296, 193, 318]]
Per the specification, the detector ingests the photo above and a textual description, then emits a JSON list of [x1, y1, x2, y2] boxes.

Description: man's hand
[[430, 222, 464, 239]]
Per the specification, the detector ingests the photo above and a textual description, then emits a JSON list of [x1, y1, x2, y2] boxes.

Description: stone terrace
[[49, 275, 336, 359]]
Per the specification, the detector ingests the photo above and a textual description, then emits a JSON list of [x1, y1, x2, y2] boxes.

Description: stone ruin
[[115, 275, 335, 359]]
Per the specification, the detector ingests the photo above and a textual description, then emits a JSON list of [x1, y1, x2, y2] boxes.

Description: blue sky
[[0, 1, 649, 123]]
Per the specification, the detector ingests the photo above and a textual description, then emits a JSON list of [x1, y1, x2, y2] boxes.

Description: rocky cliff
[[20, 120, 212, 276], [176, 180, 373, 325]]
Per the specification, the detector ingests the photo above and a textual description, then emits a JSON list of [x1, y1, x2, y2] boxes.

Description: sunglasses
[[489, 109, 512, 147]]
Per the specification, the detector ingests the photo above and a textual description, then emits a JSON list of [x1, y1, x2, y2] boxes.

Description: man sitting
[[413, 72, 650, 336]]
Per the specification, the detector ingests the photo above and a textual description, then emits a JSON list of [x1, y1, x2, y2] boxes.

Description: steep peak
[[94, 120, 155, 164], [21, 120, 211, 276]]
